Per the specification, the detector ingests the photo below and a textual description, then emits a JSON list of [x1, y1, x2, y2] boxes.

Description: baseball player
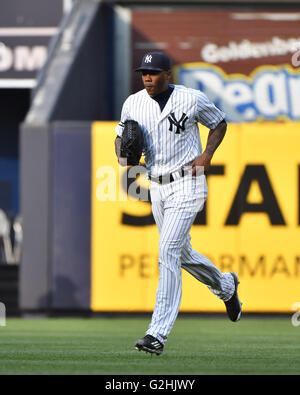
[[115, 52, 242, 356]]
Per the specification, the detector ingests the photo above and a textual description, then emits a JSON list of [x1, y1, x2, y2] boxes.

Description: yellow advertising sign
[[91, 121, 300, 313]]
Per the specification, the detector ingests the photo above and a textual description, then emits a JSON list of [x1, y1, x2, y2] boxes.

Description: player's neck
[[151, 84, 172, 99], [150, 85, 174, 112]]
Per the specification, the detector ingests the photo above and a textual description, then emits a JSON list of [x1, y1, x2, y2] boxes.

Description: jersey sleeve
[[115, 97, 131, 137], [195, 91, 226, 129]]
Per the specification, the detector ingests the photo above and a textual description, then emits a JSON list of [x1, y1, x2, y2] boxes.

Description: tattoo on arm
[[204, 120, 227, 156], [115, 136, 122, 158]]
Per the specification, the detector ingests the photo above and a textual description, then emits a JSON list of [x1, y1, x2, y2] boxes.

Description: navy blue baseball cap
[[135, 52, 171, 72]]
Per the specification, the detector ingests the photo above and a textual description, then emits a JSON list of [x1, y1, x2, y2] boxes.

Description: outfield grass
[[0, 316, 299, 375]]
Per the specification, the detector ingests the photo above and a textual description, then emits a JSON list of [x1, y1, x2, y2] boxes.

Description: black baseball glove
[[120, 120, 143, 165]]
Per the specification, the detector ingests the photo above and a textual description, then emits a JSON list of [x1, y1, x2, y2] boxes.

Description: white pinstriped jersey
[[116, 84, 225, 177]]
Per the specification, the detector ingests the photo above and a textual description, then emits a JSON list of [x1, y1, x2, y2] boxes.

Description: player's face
[[141, 70, 171, 96]]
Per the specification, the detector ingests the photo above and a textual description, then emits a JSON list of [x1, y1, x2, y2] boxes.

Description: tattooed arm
[[191, 120, 227, 175], [115, 136, 127, 166]]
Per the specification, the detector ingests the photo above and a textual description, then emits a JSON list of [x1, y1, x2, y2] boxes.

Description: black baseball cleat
[[224, 272, 242, 322], [135, 335, 164, 355]]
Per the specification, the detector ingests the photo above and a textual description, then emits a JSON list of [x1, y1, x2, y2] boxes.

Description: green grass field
[[0, 316, 299, 375]]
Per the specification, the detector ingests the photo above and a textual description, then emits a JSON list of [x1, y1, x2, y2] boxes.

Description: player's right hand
[[191, 152, 212, 175]]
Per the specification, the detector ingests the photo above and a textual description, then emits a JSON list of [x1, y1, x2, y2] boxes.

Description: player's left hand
[[191, 152, 212, 176]]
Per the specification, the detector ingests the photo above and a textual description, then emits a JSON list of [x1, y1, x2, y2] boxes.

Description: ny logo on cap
[[144, 55, 152, 63]]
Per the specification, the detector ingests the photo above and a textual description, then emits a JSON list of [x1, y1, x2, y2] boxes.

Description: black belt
[[149, 168, 187, 185]]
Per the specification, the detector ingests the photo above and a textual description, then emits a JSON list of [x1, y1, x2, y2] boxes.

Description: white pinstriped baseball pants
[[146, 173, 235, 345]]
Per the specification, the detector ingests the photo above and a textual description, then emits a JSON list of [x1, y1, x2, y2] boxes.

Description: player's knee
[[159, 239, 182, 263]]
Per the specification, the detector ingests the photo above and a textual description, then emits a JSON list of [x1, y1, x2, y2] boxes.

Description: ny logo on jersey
[[144, 55, 152, 63], [168, 112, 189, 134]]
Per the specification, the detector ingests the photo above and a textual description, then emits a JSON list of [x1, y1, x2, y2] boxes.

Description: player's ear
[[164, 70, 172, 80]]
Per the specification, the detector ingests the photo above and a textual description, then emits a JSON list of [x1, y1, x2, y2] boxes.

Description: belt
[[149, 167, 189, 185]]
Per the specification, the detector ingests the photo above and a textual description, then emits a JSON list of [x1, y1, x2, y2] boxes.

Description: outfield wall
[[20, 122, 92, 311], [19, 120, 300, 314], [91, 121, 300, 314]]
